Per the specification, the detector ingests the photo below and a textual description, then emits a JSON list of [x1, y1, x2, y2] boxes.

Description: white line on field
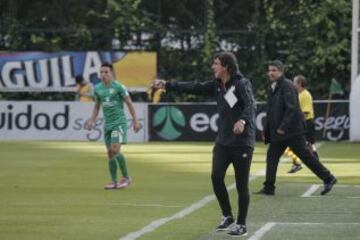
[[247, 222, 277, 240], [119, 170, 264, 240], [301, 184, 321, 197], [119, 195, 216, 240], [120, 143, 327, 240], [302, 184, 360, 198], [248, 222, 360, 240]]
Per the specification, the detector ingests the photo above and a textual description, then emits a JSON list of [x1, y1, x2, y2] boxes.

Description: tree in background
[[0, 0, 158, 50], [260, 0, 351, 99], [202, 0, 217, 77], [0, 0, 352, 100]]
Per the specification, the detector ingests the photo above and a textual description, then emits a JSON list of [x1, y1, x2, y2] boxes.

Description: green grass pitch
[[0, 141, 359, 240]]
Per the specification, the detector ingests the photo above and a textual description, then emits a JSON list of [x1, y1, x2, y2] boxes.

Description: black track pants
[[211, 144, 253, 225]]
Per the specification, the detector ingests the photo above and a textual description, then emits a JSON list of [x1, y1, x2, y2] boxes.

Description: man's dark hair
[[295, 75, 307, 87], [75, 75, 84, 85], [268, 60, 285, 72], [101, 62, 113, 71], [214, 52, 239, 76]]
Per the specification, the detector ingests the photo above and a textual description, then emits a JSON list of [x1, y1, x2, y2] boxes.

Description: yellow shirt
[[148, 88, 165, 103], [298, 89, 314, 120], [77, 83, 93, 102]]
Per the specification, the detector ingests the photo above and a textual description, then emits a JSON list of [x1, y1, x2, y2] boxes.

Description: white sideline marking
[[302, 184, 360, 198], [247, 222, 277, 240], [120, 195, 216, 240], [248, 222, 360, 240], [119, 170, 264, 240], [120, 143, 328, 239], [302, 184, 321, 197]]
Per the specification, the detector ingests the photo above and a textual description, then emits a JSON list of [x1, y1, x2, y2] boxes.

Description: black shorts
[[305, 119, 316, 144]]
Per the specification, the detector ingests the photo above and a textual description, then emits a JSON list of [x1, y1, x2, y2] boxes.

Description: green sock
[[115, 153, 129, 178], [108, 159, 118, 182]]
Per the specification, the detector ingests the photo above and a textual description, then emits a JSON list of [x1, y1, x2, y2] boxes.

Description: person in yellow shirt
[[75, 75, 94, 102], [148, 78, 174, 103], [285, 75, 318, 173], [148, 85, 166, 103]]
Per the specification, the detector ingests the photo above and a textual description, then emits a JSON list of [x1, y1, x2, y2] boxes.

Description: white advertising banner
[[0, 101, 147, 142]]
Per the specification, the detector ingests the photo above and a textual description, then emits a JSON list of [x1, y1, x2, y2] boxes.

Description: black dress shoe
[[253, 188, 275, 196], [321, 177, 337, 195]]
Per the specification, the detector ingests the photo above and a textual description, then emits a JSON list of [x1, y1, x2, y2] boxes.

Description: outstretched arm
[[124, 96, 142, 133], [154, 79, 216, 96]]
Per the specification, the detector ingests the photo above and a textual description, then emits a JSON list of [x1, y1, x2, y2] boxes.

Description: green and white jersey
[[94, 80, 129, 130]]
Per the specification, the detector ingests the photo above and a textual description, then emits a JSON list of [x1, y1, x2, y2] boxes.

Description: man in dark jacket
[[256, 60, 337, 196], [154, 52, 256, 237]]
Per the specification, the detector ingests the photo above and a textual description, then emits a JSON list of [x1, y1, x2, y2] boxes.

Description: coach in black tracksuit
[[155, 52, 256, 237], [256, 60, 337, 196]]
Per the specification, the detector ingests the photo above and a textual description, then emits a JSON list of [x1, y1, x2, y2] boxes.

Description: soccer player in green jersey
[[85, 62, 142, 190]]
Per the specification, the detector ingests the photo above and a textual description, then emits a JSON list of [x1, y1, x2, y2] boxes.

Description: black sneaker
[[227, 224, 248, 237], [215, 216, 234, 231], [253, 188, 275, 196], [288, 164, 303, 173], [321, 177, 337, 195]]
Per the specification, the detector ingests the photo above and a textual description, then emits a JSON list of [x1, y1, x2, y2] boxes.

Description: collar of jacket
[[268, 75, 285, 92], [216, 73, 243, 89]]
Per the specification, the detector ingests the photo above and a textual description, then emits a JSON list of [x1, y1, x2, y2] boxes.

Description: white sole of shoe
[[215, 223, 235, 232], [228, 232, 248, 237]]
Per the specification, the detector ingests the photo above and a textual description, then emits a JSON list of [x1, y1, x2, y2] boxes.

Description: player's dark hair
[[214, 52, 239, 76], [268, 60, 285, 72], [75, 75, 84, 84], [101, 62, 113, 71]]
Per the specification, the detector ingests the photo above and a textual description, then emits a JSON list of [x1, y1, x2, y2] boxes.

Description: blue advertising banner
[[0, 51, 156, 92]]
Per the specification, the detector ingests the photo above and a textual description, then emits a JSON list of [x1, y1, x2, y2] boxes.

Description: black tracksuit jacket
[[166, 73, 256, 148], [264, 76, 306, 143]]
